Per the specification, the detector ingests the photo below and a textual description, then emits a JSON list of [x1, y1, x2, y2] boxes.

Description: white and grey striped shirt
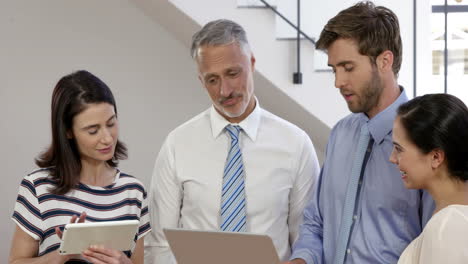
[[12, 168, 151, 261]]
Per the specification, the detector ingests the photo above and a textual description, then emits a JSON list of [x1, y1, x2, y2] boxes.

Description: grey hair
[[191, 19, 251, 59]]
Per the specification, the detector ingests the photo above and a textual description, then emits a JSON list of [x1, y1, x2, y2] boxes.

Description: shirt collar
[[210, 97, 261, 141], [361, 86, 408, 144]]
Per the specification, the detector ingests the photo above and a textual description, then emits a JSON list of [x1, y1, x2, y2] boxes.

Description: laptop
[[163, 228, 281, 264]]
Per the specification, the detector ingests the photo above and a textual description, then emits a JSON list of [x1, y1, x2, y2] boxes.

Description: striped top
[[12, 168, 151, 261]]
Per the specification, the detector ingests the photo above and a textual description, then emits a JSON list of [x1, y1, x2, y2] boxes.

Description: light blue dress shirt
[[291, 90, 435, 264]]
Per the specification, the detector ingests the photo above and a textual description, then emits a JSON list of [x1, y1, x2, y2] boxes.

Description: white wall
[[0, 0, 210, 258]]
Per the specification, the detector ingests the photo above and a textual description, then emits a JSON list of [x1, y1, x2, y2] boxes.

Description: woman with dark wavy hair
[[390, 94, 468, 263], [9, 70, 150, 264]]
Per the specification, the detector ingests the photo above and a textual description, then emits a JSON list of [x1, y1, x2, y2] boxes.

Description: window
[[420, 0, 468, 103]]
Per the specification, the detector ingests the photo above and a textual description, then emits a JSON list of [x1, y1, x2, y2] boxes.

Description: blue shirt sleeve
[[290, 126, 338, 264], [290, 168, 324, 264]]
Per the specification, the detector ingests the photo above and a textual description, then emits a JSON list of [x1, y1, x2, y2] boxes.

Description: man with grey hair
[[144, 19, 320, 263]]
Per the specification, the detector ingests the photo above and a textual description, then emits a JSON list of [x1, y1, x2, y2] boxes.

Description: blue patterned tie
[[220, 125, 247, 232], [334, 124, 371, 264]]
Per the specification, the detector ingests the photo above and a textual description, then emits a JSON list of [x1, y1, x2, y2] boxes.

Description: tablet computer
[[59, 219, 139, 255], [163, 228, 281, 264]]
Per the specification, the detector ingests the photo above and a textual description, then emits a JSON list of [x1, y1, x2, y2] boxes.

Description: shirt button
[[347, 249, 351, 254], [359, 180, 362, 185], [353, 215, 357, 220]]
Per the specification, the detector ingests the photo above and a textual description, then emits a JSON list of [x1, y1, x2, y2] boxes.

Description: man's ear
[[376, 50, 394, 73], [250, 53, 256, 72], [430, 148, 446, 170]]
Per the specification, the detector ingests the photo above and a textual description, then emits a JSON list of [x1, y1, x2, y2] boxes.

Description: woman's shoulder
[[417, 205, 468, 263], [430, 205, 468, 223], [16, 168, 55, 197], [115, 171, 147, 192], [24, 167, 53, 182], [423, 205, 468, 239], [117, 171, 141, 183]]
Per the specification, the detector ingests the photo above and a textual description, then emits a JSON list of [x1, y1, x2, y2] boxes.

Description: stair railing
[[259, 0, 315, 84]]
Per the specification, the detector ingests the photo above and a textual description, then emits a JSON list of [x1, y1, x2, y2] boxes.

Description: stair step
[[237, 0, 277, 8], [275, 36, 311, 40]]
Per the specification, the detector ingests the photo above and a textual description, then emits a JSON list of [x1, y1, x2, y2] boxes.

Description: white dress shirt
[[144, 102, 320, 263], [398, 204, 468, 264]]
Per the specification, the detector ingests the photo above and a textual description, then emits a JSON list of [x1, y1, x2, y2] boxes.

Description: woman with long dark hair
[[9, 70, 150, 263], [391, 94, 468, 263]]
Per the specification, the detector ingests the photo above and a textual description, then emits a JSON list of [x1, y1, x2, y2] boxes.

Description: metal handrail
[[294, 0, 302, 84], [259, 0, 316, 45], [259, 0, 314, 84]]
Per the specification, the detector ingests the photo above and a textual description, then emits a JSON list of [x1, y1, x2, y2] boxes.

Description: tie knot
[[225, 125, 241, 140]]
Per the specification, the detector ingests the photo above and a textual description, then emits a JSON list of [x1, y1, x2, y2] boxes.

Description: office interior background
[[1, 0, 466, 259]]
